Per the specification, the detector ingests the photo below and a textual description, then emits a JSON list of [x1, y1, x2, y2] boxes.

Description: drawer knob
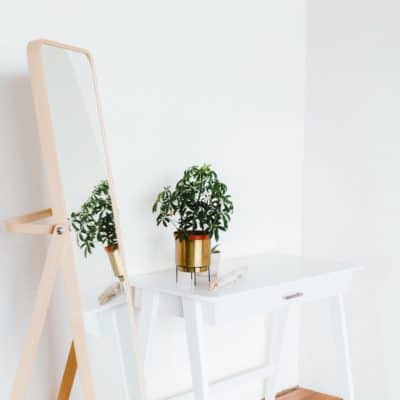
[[283, 292, 304, 300]]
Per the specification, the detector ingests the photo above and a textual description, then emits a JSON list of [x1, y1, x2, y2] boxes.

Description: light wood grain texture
[[5, 208, 53, 234], [10, 227, 67, 400], [277, 387, 341, 400], [62, 243, 98, 400], [25, 39, 96, 399], [57, 342, 77, 400], [17, 38, 148, 400]]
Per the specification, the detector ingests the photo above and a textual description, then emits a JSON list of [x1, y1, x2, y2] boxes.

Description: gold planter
[[175, 232, 211, 273], [105, 245, 124, 280]]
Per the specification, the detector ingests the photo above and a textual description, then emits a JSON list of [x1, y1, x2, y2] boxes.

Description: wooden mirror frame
[[5, 39, 146, 400]]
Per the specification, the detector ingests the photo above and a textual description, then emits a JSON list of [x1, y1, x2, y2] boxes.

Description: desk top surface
[[130, 253, 361, 302]]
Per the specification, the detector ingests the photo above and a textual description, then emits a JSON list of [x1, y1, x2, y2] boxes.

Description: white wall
[[111, 2, 306, 398], [301, 1, 400, 399], [0, 1, 306, 399]]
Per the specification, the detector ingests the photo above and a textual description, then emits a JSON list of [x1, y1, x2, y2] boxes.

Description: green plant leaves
[[70, 180, 118, 258], [152, 164, 234, 242]]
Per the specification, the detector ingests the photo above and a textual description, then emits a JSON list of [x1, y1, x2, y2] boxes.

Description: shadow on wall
[[0, 75, 65, 398]]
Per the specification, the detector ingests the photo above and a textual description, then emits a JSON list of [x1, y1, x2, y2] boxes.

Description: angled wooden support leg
[[5, 208, 54, 235], [6, 209, 96, 400], [57, 342, 77, 400], [61, 246, 96, 400], [10, 226, 67, 400]]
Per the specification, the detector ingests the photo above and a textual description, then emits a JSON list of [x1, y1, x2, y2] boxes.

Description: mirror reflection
[[40, 44, 141, 399]]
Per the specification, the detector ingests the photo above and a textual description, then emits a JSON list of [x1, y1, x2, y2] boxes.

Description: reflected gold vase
[[104, 245, 124, 280], [175, 232, 211, 273]]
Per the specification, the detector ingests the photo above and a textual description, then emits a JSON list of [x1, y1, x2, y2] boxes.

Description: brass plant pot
[[105, 245, 124, 280], [175, 232, 211, 273]]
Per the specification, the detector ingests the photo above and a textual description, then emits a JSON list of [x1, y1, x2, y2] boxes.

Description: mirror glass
[[40, 44, 142, 399]]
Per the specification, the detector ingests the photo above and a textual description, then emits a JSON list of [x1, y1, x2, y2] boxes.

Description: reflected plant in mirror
[[23, 40, 146, 398], [70, 180, 124, 280], [152, 164, 233, 283]]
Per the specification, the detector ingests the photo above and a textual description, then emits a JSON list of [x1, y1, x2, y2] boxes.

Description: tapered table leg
[[109, 304, 144, 399], [183, 298, 209, 400], [138, 290, 160, 368], [264, 308, 289, 400], [330, 294, 355, 400]]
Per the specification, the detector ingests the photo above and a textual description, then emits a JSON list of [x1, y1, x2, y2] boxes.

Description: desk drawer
[[213, 271, 353, 324]]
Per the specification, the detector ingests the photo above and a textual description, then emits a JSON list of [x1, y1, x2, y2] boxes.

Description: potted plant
[[70, 180, 124, 280], [152, 164, 233, 282]]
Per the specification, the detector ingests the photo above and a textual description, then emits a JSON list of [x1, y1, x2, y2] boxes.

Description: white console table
[[84, 253, 361, 400]]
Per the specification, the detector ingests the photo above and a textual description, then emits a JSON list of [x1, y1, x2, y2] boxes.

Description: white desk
[[85, 253, 361, 400]]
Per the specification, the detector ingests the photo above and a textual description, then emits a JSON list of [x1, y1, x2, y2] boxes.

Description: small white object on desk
[[98, 281, 123, 305], [209, 266, 248, 291]]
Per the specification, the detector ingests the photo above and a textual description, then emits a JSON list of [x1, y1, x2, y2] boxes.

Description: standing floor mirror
[[6, 39, 146, 399]]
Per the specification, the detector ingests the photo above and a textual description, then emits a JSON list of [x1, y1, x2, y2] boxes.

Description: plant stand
[[176, 266, 211, 286]]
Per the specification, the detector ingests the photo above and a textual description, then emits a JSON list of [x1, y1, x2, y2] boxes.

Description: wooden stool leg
[[57, 341, 77, 400]]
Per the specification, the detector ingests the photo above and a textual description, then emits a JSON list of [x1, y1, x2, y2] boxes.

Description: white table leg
[[183, 298, 209, 400], [330, 294, 355, 400], [264, 308, 289, 400], [138, 290, 160, 367], [112, 305, 143, 399]]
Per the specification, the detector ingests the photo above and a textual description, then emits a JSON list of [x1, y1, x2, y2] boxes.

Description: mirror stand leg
[[57, 341, 77, 400], [9, 231, 66, 400]]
